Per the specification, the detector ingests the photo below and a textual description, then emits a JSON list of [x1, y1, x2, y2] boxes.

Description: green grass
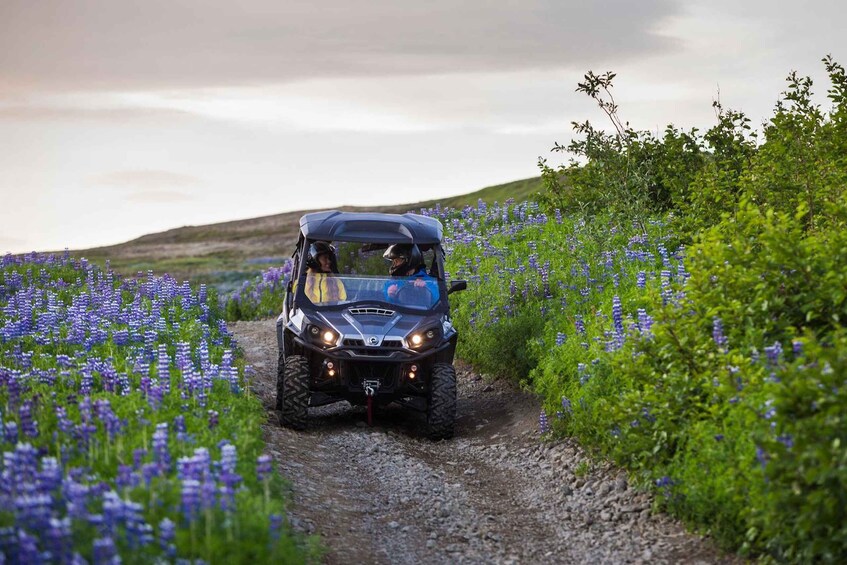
[[415, 176, 544, 210]]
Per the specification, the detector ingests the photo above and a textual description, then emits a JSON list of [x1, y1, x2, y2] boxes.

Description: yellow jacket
[[296, 272, 347, 304]]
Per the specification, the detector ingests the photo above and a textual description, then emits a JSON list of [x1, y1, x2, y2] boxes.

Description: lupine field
[[0, 252, 316, 563]]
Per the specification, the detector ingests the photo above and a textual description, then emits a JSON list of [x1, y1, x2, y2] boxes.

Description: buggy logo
[[367, 336, 379, 346]]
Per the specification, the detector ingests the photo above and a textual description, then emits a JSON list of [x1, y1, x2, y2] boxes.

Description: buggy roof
[[299, 211, 444, 244]]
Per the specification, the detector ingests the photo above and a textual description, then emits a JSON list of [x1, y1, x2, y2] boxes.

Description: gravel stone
[[232, 320, 740, 565]]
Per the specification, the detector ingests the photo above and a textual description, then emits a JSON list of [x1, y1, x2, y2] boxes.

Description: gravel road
[[232, 320, 738, 564]]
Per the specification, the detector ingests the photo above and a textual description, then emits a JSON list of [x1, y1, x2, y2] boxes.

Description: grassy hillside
[[79, 176, 542, 289]]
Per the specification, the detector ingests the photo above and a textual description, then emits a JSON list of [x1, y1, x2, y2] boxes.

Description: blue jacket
[[383, 267, 439, 306]]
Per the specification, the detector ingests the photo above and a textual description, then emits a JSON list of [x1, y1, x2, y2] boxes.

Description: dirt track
[[232, 320, 737, 564]]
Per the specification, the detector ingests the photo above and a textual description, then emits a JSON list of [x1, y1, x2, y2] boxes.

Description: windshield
[[302, 274, 440, 310]]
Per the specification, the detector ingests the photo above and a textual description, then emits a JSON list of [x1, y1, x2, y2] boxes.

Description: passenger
[[303, 241, 347, 303], [383, 243, 437, 305]]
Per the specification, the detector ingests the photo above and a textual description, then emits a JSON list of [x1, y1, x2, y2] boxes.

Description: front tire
[[427, 363, 457, 440], [278, 354, 309, 430]]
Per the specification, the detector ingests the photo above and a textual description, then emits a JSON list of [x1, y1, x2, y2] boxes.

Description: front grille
[[343, 338, 365, 346], [382, 339, 402, 348], [345, 362, 399, 391], [348, 307, 395, 317]]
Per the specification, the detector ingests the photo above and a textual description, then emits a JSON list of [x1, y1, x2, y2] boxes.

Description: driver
[[383, 243, 437, 304], [302, 241, 347, 303]]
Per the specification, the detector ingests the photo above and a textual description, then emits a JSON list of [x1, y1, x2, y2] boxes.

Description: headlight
[[407, 326, 440, 349], [307, 324, 337, 347]]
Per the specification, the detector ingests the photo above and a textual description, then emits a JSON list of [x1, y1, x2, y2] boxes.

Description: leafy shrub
[[542, 57, 847, 239], [756, 330, 847, 562]]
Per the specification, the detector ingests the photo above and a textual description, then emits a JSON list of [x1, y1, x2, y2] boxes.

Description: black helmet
[[383, 243, 423, 276], [307, 241, 337, 272]]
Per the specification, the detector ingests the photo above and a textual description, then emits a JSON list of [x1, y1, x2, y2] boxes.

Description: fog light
[[328, 369, 336, 377], [410, 334, 423, 346], [408, 372, 416, 380], [326, 361, 334, 370], [411, 364, 418, 372], [322, 330, 335, 343]]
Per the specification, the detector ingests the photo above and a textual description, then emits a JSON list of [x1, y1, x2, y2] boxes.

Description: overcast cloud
[[1, 1, 845, 253], [1, 0, 676, 93]]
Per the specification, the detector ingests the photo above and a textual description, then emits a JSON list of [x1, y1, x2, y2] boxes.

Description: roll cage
[[286, 211, 451, 314]]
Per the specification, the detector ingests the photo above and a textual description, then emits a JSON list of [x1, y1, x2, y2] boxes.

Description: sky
[[1, 0, 845, 253]]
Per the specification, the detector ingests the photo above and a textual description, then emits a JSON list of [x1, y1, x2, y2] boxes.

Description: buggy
[[275, 210, 467, 439]]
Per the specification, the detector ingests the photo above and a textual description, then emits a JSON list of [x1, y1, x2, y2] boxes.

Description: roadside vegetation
[[225, 56, 847, 561], [444, 56, 847, 561], [0, 254, 318, 562]]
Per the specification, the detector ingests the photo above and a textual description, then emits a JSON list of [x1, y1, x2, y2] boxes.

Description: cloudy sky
[[1, 1, 844, 253]]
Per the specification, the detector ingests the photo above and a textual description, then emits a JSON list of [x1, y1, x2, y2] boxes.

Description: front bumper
[[291, 334, 456, 400]]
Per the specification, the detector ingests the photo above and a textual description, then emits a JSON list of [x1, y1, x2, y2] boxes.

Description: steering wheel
[[395, 283, 433, 307]]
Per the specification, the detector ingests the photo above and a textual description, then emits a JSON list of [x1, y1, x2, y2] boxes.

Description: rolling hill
[[79, 176, 543, 289]]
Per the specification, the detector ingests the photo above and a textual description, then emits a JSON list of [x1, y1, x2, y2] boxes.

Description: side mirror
[[447, 280, 467, 295]]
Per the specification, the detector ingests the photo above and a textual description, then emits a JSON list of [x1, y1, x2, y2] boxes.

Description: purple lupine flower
[[762, 401, 776, 420], [152, 423, 170, 472], [637, 309, 653, 336], [159, 518, 177, 558], [538, 411, 550, 434], [676, 261, 688, 284], [660, 270, 673, 305], [92, 535, 119, 565], [132, 448, 147, 470], [15, 529, 42, 564], [655, 476, 675, 497], [792, 340, 803, 358], [37, 456, 63, 494], [18, 401, 38, 438], [174, 414, 188, 443], [269, 513, 283, 541], [636, 271, 646, 289], [101, 491, 124, 537], [156, 344, 170, 394], [777, 434, 794, 449], [47, 517, 73, 563], [181, 479, 201, 521], [221, 349, 240, 393], [561, 397, 572, 415], [577, 363, 589, 385], [555, 332, 567, 346], [712, 317, 728, 351], [755, 445, 768, 470], [220, 444, 237, 475], [611, 295, 624, 337], [256, 454, 273, 483], [198, 341, 210, 373], [574, 315, 585, 335], [16, 493, 54, 533], [201, 479, 217, 512], [148, 383, 164, 409], [207, 410, 219, 429], [116, 464, 135, 492], [764, 342, 783, 367]]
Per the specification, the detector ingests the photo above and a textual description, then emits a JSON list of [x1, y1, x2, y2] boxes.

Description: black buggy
[[275, 211, 467, 439]]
